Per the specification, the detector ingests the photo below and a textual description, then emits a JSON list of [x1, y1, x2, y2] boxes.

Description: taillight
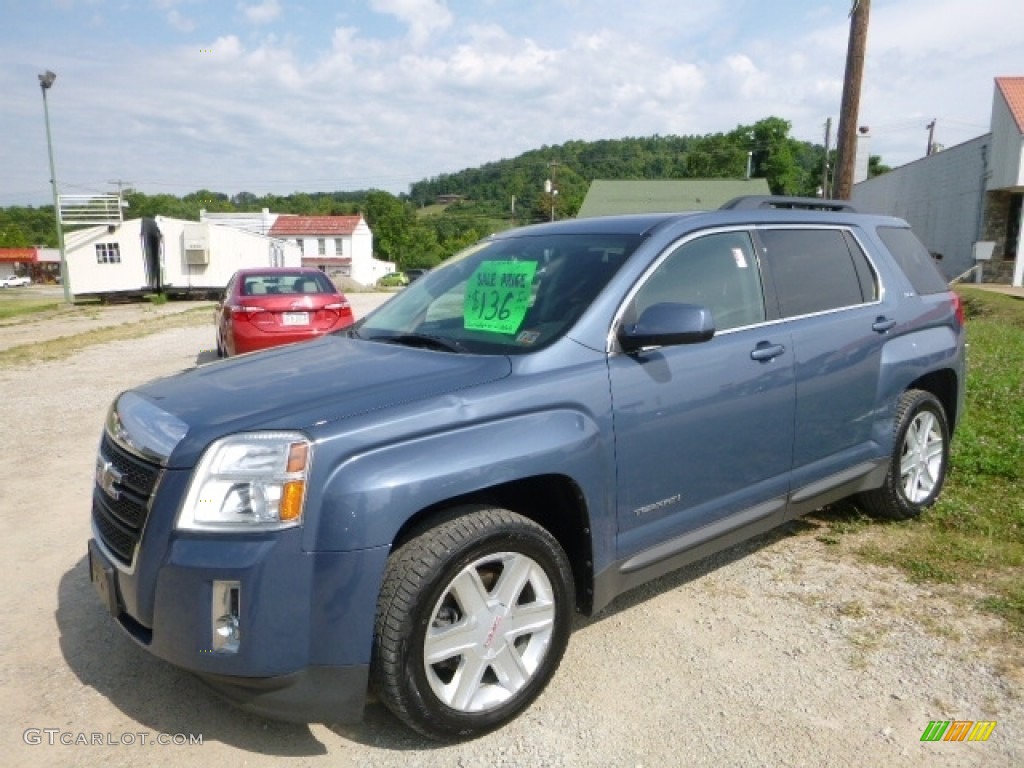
[[951, 292, 965, 327], [324, 301, 350, 311], [230, 304, 267, 318]]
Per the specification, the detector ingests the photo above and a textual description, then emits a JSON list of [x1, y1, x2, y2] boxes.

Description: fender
[[306, 407, 614, 553]]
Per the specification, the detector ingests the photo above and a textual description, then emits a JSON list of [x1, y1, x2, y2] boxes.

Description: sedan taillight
[[230, 304, 267, 318]]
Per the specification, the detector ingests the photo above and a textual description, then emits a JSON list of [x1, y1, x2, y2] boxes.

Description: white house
[[267, 215, 393, 286], [201, 210, 391, 287], [853, 77, 1024, 286], [63, 216, 301, 298]]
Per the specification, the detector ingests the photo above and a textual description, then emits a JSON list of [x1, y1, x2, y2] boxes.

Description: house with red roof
[[268, 214, 393, 287], [853, 77, 1024, 287], [201, 211, 393, 286]]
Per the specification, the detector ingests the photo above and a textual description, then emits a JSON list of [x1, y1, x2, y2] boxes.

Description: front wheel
[[372, 506, 575, 741], [860, 389, 950, 520]]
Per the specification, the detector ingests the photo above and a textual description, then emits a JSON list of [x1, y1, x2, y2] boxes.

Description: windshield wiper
[[370, 333, 466, 353]]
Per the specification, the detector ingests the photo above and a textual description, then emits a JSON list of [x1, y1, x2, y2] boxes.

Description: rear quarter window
[[876, 226, 949, 295]]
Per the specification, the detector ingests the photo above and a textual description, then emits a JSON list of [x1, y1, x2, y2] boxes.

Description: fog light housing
[[212, 580, 240, 653]]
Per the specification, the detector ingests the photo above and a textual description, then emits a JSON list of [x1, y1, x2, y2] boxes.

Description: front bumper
[[199, 665, 370, 724], [88, 525, 390, 723]]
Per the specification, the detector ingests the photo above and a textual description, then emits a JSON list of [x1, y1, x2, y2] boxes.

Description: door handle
[[872, 317, 897, 333], [750, 342, 785, 361]]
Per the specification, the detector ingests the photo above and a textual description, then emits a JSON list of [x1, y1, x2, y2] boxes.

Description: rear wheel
[[372, 506, 574, 741], [860, 389, 950, 520]]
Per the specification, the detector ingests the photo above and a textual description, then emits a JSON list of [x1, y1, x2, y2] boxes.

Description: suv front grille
[[92, 433, 162, 567]]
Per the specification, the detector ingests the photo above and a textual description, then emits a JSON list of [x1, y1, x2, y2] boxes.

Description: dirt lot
[[1, 298, 1020, 767]]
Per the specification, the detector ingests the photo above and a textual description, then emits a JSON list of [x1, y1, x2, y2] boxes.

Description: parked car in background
[[215, 267, 354, 356], [377, 271, 409, 287], [404, 268, 428, 281], [0, 275, 31, 288]]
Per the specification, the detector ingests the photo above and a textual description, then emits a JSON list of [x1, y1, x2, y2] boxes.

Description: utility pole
[[39, 70, 71, 304], [109, 178, 132, 218], [547, 161, 560, 221], [834, 0, 870, 201], [822, 117, 833, 197], [925, 119, 936, 156]]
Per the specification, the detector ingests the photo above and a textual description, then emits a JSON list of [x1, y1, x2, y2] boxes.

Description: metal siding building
[[852, 135, 990, 280], [852, 78, 1024, 286]]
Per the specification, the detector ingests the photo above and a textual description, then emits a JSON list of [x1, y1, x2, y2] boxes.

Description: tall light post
[[39, 70, 71, 303]]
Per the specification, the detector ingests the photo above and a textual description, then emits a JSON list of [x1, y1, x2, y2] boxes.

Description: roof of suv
[[491, 196, 904, 240]]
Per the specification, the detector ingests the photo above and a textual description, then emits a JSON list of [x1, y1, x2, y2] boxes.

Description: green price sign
[[463, 260, 538, 334]]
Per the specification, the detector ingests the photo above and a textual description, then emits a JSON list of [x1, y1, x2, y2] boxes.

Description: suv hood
[[124, 335, 512, 468]]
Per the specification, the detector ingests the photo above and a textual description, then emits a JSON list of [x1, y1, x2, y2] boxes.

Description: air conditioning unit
[[183, 223, 209, 265]]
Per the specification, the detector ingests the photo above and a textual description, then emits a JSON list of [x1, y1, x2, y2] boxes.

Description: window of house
[[334, 238, 344, 257], [95, 243, 121, 264], [318, 238, 326, 256]]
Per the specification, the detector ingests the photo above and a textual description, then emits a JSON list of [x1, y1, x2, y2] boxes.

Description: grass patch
[[0, 306, 211, 366], [810, 286, 1024, 635], [0, 296, 64, 320]]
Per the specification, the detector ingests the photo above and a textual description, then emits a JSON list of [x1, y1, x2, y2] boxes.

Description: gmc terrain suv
[[88, 197, 966, 740]]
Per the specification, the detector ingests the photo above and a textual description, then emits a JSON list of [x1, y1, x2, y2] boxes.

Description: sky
[[1, 0, 1021, 207]]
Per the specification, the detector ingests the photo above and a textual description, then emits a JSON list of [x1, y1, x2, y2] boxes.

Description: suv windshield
[[353, 232, 642, 354]]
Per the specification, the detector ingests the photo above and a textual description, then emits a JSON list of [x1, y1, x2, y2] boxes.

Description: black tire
[[215, 331, 226, 358], [860, 389, 950, 520], [372, 506, 575, 741]]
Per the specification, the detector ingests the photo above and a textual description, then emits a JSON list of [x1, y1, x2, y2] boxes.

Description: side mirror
[[618, 302, 715, 352]]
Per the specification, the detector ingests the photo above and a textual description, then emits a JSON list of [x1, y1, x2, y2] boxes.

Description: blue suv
[[88, 197, 966, 740]]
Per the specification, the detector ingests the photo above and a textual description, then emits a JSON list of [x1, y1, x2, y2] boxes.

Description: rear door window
[[759, 228, 876, 317]]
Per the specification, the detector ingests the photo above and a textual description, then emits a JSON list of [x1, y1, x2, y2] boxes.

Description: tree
[[868, 155, 891, 178], [363, 190, 417, 265]]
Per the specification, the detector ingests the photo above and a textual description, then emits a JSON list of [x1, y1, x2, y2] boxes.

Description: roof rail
[[719, 196, 858, 213]]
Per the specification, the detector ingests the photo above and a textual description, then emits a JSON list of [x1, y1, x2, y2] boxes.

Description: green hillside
[[4, 116, 893, 269], [408, 116, 834, 222]]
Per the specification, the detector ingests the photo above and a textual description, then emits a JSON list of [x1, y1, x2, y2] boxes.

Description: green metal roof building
[[577, 179, 772, 218]]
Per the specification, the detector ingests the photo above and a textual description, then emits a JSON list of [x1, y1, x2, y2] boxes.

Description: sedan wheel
[[372, 506, 574, 741]]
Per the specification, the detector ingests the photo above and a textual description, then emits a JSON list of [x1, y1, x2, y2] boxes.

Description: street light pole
[[39, 70, 71, 303]]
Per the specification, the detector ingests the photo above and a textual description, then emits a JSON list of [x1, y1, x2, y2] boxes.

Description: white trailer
[[64, 216, 301, 299]]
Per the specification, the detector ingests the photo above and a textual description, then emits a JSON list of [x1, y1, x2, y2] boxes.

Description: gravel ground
[[1, 299, 1020, 767]]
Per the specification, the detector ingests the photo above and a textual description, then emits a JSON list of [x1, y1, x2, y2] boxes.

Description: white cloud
[[165, 9, 195, 32], [240, 0, 281, 25], [370, 0, 453, 47]]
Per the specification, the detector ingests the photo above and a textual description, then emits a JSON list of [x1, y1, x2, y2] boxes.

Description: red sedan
[[215, 268, 355, 357]]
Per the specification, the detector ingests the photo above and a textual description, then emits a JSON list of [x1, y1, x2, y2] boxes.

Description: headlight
[[178, 432, 311, 531]]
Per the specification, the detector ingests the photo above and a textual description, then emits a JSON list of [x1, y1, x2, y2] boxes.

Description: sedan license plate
[[282, 312, 309, 326]]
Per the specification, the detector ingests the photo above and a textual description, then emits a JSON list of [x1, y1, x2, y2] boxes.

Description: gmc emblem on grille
[[96, 458, 122, 500]]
